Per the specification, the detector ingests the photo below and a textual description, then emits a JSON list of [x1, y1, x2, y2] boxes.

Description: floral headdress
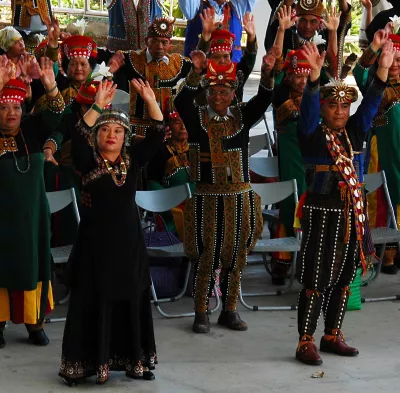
[[200, 61, 239, 90], [147, 17, 175, 39]]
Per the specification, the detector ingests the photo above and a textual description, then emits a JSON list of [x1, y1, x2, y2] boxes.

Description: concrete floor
[[1, 262, 399, 393], [1, 75, 400, 393]]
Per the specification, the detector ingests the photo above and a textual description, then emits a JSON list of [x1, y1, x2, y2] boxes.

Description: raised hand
[[130, 79, 156, 103], [261, 45, 281, 75], [321, 5, 341, 31], [35, 57, 56, 92], [18, 53, 33, 84], [199, 7, 218, 37], [384, 21, 395, 34], [379, 40, 395, 69], [243, 12, 256, 39], [190, 50, 207, 74], [47, 16, 61, 48], [0, 55, 12, 90], [301, 41, 326, 70], [372, 29, 389, 50], [95, 80, 117, 108], [361, 0, 372, 10], [277, 5, 296, 32], [107, 50, 125, 74]]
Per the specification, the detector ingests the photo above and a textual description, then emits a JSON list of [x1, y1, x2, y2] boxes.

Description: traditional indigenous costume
[[269, 49, 310, 283], [366, 2, 398, 43], [295, 67, 386, 364], [353, 34, 400, 273], [116, 17, 192, 137], [196, 28, 257, 103], [179, 0, 255, 62], [0, 78, 65, 346], [264, 0, 351, 61], [174, 61, 273, 321], [59, 109, 164, 385], [147, 97, 195, 239], [106, 0, 162, 51]]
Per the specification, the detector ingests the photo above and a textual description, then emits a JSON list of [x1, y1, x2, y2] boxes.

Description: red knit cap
[[0, 79, 27, 103], [389, 34, 400, 51], [283, 49, 312, 74], [210, 29, 235, 54], [61, 35, 97, 60], [76, 81, 99, 105]]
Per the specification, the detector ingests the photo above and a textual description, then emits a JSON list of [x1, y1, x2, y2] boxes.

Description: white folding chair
[[249, 133, 268, 157], [45, 188, 80, 323], [239, 179, 301, 311], [136, 183, 221, 318], [111, 89, 130, 113], [362, 171, 400, 303]]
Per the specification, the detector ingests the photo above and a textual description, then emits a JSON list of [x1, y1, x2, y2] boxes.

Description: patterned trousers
[[297, 194, 359, 338], [184, 187, 263, 313]]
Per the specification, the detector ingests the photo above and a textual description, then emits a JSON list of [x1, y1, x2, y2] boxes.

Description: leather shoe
[[217, 310, 248, 331], [296, 337, 323, 365], [320, 333, 359, 356], [28, 329, 49, 346], [381, 264, 398, 275], [192, 312, 210, 333], [0, 330, 5, 349]]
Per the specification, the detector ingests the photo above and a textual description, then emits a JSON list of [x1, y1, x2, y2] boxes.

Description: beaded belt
[[195, 182, 252, 196]]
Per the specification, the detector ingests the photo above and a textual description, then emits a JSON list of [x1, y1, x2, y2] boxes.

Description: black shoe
[[381, 264, 398, 275], [217, 310, 248, 331], [192, 312, 210, 333], [62, 377, 79, 387], [126, 370, 155, 381], [28, 329, 49, 346], [0, 330, 5, 349], [271, 275, 286, 286]]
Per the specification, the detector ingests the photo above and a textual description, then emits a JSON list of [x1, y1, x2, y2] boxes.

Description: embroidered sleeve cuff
[[185, 69, 203, 89], [43, 138, 58, 153], [260, 74, 274, 91], [46, 90, 65, 113], [44, 45, 60, 63], [197, 36, 211, 54], [359, 46, 379, 69]]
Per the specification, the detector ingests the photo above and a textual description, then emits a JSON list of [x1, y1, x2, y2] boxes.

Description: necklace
[[102, 154, 127, 186], [322, 124, 354, 169], [0, 129, 30, 173]]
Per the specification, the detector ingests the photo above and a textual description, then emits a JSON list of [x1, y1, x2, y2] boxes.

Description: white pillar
[[253, 0, 272, 71]]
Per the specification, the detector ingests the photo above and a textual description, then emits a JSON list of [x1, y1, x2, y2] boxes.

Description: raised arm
[[298, 42, 326, 136], [174, 50, 207, 134], [350, 40, 392, 134]]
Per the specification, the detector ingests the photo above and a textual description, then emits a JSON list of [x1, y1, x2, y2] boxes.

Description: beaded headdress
[[147, 17, 175, 39], [61, 35, 98, 60], [210, 29, 235, 54], [201, 61, 239, 90], [0, 79, 27, 103], [295, 0, 325, 18], [283, 49, 311, 74], [389, 34, 400, 51], [162, 95, 180, 121]]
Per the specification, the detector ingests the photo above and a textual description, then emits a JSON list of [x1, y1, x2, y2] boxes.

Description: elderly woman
[[0, 55, 66, 348], [59, 79, 167, 386]]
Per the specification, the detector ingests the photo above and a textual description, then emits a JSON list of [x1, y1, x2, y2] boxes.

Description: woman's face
[[7, 39, 25, 57], [169, 117, 188, 142], [0, 102, 22, 131], [67, 56, 91, 83], [96, 123, 125, 156]]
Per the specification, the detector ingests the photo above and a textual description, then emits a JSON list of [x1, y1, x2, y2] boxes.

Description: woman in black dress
[[59, 79, 167, 386]]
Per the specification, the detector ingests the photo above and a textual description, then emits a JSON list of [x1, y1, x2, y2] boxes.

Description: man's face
[[296, 15, 320, 39], [321, 101, 351, 130], [206, 86, 235, 114], [209, 51, 231, 65], [289, 72, 308, 94], [146, 37, 172, 59], [389, 50, 400, 78]]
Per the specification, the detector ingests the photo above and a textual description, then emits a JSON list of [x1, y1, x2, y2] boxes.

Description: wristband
[[92, 103, 104, 114], [45, 84, 58, 94]]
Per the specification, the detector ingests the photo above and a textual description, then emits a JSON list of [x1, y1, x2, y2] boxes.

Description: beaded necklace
[[101, 153, 127, 187], [0, 128, 30, 174]]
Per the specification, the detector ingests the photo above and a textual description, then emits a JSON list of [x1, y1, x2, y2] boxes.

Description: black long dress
[[59, 118, 165, 382]]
